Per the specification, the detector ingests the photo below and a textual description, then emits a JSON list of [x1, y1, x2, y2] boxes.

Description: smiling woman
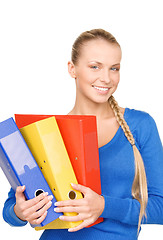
[[2, 29, 163, 240], [68, 38, 121, 105], [67, 30, 148, 233]]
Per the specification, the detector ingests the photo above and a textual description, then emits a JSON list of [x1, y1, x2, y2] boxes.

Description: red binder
[[15, 114, 103, 226]]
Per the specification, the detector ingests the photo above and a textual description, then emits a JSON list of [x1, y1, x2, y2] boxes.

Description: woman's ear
[[68, 61, 76, 79]]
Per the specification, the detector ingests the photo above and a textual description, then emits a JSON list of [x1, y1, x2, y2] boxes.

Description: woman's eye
[[111, 67, 119, 71], [91, 65, 99, 69]]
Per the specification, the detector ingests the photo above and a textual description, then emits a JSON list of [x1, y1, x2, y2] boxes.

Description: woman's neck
[[68, 99, 114, 120]]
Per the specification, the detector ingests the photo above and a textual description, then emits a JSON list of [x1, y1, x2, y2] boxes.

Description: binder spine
[[0, 143, 21, 191], [0, 118, 62, 227]]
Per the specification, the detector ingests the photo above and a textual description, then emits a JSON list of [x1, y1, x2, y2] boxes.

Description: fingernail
[[48, 195, 53, 201], [59, 216, 64, 220], [44, 211, 48, 216], [54, 207, 59, 212], [47, 201, 52, 207], [55, 202, 59, 206], [43, 192, 48, 197], [68, 228, 73, 232]]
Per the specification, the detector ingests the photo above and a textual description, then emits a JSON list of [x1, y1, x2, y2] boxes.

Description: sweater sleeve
[[3, 188, 28, 227], [100, 113, 163, 226]]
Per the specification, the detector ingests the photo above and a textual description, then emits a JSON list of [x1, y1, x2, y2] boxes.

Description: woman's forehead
[[79, 39, 121, 63]]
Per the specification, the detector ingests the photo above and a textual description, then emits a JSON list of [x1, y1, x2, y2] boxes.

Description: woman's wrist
[[14, 204, 27, 222]]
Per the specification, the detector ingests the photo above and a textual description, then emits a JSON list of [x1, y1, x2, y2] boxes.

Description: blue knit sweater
[[3, 108, 163, 240]]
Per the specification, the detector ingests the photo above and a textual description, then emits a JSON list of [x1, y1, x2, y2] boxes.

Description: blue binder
[[0, 118, 62, 227]]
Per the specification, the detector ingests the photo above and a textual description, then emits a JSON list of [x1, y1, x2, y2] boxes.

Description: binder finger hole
[[68, 190, 76, 200], [35, 189, 44, 197]]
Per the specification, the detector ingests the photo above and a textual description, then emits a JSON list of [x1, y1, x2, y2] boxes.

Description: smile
[[92, 85, 109, 92]]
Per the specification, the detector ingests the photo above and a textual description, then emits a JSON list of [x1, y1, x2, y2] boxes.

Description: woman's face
[[69, 39, 122, 104]]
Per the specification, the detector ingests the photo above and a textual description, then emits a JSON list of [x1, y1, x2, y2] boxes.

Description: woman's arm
[[100, 113, 163, 225], [3, 188, 28, 227]]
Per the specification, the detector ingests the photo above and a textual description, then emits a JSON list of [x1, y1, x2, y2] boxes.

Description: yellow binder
[[20, 117, 83, 229]]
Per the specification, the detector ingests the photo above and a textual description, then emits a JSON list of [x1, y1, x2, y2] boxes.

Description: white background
[[0, 0, 162, 239]]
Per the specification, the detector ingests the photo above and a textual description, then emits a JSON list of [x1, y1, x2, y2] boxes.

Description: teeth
[[93, 86, 109, 91]]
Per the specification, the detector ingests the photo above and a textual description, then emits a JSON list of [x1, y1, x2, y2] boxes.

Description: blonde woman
[[3, 29, 163, 240]]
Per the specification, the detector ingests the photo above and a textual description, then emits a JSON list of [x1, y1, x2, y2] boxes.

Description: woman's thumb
[[15, 185, 26, 201]]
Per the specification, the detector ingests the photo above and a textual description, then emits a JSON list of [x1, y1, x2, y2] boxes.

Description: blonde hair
[[109, 96, 148, 232], [71, 28, 120, 65], [71, 29, 148, 232]]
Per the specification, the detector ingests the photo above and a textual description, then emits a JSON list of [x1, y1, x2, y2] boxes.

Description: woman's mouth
[[92, 85, 110, 93]]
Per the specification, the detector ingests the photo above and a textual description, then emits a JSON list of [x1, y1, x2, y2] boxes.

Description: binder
[[0, 118, 62, 227], [15, 114, 103, 227], [19, 117, 83, 230]]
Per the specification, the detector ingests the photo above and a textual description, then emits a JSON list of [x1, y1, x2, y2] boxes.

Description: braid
[[109, 95, 148, 234], [109, 96, 135, 146]]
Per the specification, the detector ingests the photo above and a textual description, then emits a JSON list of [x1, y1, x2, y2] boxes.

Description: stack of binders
[[15, 114, 103, 229], [0, 114, 103, 230], [0, 118, 62, 228], [18, 116, 83, 229]]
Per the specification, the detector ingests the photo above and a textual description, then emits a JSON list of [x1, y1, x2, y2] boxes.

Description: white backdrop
[[0, 0, 162, 239]]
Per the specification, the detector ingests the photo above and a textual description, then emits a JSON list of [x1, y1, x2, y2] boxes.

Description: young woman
[[3, 29, 163, 240]]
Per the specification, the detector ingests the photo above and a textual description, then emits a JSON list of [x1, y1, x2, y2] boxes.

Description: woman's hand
[[14, 185, 53, 225], [54, 183, 105, 232]]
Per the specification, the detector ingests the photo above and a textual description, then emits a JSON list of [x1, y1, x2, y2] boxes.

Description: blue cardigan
[[3, 108, 163, 240]]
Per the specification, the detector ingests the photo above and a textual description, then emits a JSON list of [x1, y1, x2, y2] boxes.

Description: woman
[[3, 29, 163, 240]]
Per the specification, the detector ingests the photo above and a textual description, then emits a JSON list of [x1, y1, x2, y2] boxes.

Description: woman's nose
[[100, 70, 111, 84]]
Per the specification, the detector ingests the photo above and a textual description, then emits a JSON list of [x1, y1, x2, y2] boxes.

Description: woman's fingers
[[55, 198, 85, 208], [25, 195, 53, 220], [23, 191, 49, 209], [71, 183, 90, 196], [68, 219, 93, 232], [29, 194, 53, 212], [54, 205, 89, 214], [14, 186, 54, 224], [30, 210, 48, 225], [26, 200, 53, 224], [55, 183, 92, 208], [59, 213, 85, 222]]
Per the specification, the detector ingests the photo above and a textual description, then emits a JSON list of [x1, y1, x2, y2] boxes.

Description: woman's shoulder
[[124, 107, 156, 132], [124, 108, 161, 150]]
